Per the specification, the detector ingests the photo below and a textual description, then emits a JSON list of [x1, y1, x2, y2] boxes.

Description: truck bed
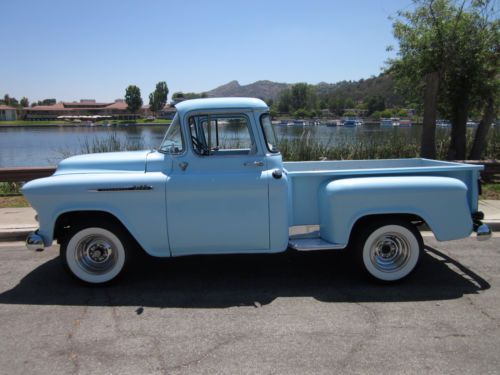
[[283, 158, 481, 176], [283, 158, 483, 227]]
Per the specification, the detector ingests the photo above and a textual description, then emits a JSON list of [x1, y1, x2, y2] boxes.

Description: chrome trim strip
[[288, 236, 345, 251], [88, 185, 153, 192]]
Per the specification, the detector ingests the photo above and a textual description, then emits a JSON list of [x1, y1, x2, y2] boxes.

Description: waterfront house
[[0, 105, 18, 121], [22, 99, 175, 121]]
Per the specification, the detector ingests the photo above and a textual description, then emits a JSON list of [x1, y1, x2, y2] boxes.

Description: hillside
[[314, 74, 403, 107], [204, 75, 403, 106], [206, 80, 289, 101]]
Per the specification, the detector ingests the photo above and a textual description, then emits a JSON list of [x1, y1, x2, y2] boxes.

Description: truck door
[[166, 112, 270, 255]]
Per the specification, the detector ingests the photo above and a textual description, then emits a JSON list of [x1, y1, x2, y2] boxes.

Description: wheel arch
[[348, 213, 425, 247], [54, 210, 142, 252]]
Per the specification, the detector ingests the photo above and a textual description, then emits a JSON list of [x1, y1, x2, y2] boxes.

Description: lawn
[[481, 183, 500, 200], [0, 196, 29, 208]]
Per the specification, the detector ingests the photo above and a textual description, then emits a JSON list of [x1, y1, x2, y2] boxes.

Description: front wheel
[[355, 219, 423, 282], [60, 223, 130, 284]]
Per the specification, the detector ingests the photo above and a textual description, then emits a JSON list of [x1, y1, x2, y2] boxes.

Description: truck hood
[[54, 150, 152, 175]]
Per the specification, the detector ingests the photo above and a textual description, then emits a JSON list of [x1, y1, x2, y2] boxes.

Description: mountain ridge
[[204, 75, 402, 106], [206, 80, 290, 101]]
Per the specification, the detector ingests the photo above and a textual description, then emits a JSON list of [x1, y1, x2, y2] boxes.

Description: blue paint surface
[[22, 98, 484, 256]]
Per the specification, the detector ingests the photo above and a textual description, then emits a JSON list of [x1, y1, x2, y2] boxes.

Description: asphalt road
[[0, 236, 499, 375]]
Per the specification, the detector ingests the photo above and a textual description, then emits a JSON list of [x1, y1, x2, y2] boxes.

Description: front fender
[[319, 176, 472, 245], [22, 172, 169, 257]]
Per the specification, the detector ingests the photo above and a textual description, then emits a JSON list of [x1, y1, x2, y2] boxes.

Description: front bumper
[[26, 230, 45, 252]]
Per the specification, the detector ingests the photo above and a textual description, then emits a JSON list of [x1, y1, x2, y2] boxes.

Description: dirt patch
[[0, 196, 29, 208]]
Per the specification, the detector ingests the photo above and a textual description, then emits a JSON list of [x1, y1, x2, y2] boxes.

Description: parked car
[[23, 98, 491, 284]]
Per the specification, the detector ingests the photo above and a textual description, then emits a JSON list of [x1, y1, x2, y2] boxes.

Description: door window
[[188, 114, 256, 155]]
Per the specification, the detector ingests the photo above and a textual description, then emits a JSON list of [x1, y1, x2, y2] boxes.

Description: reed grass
[[58, 131, 146, 158], [278, 129, 500, 161], [0, 182, 22, 195]]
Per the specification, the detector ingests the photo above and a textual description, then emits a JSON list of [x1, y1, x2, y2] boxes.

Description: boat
[[399, 119, 412, 127], [326, 120, 340, 127], [391, 117, 400, 127], [380, 118, 393, 127], [466, 120, 478, 128], [436, 119, 452, 128], [343, 119, 358, 127]]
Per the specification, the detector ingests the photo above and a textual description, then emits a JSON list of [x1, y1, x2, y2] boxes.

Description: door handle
[[244, 161, 264, 167]]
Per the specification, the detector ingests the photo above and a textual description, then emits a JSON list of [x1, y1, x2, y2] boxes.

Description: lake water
[[0, 124, 495, 167]]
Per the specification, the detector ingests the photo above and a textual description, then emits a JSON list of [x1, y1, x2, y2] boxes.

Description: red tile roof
[[0, 105, 17, 110], [105, 101, 128, 109]]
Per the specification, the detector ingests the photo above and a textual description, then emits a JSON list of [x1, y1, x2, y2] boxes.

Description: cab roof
[[174, 97, 268, 114]]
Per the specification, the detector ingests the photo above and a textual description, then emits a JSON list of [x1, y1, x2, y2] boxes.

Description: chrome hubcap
[[75, 236, 117, 274], [369, 232, 411, 273]]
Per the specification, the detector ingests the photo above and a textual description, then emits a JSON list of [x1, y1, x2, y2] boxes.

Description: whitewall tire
[[62, 225, 128, 284], [357, 219, 422, 282]]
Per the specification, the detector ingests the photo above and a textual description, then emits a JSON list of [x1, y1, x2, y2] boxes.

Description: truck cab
[[155, 98, 289, 255]]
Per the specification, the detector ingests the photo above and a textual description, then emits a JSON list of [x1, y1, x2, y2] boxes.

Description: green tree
[[277, 83, 318, 114], [344, 97, 354, 109], [290, 83, 309, 110], [366, 95, 386, 115], [39, 99, 56, 106], [390, 0, 499, 160], [149, 81, 169, 115], [379, 109, 394, 118], [20, 97, 29, 107], [293, 108, 311, 118], [278, 88, 291, 113], [172, 92, 205, 101], [396, 108, 408, 117], [125, 85, 143, 114]]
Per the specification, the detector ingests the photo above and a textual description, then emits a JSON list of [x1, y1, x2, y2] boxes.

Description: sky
[[0, 0, 415, 103]]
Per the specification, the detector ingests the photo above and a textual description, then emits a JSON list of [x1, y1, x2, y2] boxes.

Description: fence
[[0, 166, 56, 183]]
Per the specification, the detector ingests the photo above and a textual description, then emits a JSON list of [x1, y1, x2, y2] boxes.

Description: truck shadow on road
[[0, 246, 490, 308]]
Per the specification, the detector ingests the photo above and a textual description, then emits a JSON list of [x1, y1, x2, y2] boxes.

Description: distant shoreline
[[0, 120, 172, 128]]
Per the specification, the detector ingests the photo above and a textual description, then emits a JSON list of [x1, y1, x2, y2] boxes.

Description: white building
[[0, 105, 17, 121]]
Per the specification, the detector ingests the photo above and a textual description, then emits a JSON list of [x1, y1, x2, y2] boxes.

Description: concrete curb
[[0, 228, 36, 241]]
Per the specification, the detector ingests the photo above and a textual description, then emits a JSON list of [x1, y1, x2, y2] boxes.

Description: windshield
[[260, 113, 279, 153], [159, 114, 184, 154]]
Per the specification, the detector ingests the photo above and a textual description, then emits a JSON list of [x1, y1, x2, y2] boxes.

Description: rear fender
[[319, 176, 472, 245]]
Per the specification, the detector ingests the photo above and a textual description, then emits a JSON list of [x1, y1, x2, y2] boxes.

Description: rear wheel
[[60, 222, 130, 284], [355, 218, 423, 282]]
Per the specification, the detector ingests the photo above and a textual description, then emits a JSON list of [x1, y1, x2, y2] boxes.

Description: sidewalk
[[1, 201, 500, 241]]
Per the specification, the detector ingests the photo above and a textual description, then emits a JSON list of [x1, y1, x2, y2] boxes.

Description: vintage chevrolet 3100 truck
[[22, 98, 491, 284]]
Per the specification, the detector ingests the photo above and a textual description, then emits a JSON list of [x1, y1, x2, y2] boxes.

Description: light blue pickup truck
[[23, 98, 491, 284]]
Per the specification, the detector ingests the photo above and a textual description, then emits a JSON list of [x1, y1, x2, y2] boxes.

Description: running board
[[288, 236, 345, 251]]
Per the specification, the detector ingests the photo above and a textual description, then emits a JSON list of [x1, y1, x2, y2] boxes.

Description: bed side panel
[[319, 176, 472, 245]]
